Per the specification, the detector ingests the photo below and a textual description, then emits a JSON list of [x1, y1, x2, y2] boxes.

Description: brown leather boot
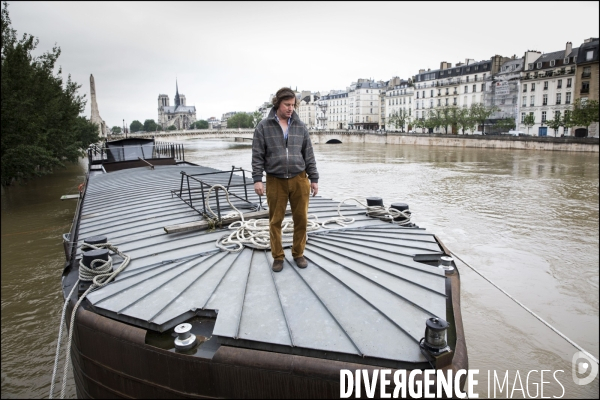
[[294, 256, 308, 269], [272, 259, 284, 272]]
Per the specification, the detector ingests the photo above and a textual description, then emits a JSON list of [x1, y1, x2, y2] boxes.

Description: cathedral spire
[[175, 79, 181, 107]]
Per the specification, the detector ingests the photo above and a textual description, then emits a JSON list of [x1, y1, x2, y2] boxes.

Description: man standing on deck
[[252, 87, 319, 272]]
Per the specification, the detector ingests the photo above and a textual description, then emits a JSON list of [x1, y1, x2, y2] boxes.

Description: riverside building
[[519, 43, 578, 136]]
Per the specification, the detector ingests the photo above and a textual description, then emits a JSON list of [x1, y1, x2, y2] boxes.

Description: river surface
[[1, 140, 598, 398]]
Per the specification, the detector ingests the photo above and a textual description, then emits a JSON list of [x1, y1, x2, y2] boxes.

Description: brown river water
[[1, 140, 598, 398]]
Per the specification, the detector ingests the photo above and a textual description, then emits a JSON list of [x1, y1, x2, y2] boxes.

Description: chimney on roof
[[419, 69, 425, 74], [465, 58, 475, 65], [440, 61, 448, 70], [565, 42, 572, 57]]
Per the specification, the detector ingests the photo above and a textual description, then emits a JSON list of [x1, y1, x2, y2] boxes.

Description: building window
[[473, 84, 476, 92], [445, 98, 449, 106], [445, 88, 449, 95], [567, 78, 572, 88], [464, 85, 468, 93], [521, 112, 526, 122], [453, 98, 457, 106], [543, 94, 548, 105], [528, 63, 533, 70], [550, 60, 555, 66], [481, 84, 485, 91], [522, 96, 527, 107], [586, 50, 593, 61], [475, 75, 478, 81], [523, 84, 527, 92], [555, 110, 561, 119], [556, 93, 561, 104], [437, 99, 441, 106], [530, 95, 535, 106], [581, 81, 590, 93], [417, 92, 420, 99], [566, 92, 571, 104], [582, 66, 591, 78], [541, 111, 546, 123], [543, 81, 548, 90], [531, 83, 535, 91], [564, 57, 569, 64], [557, 79, 562, 89], [475, 66, 479, 71], [466, 76, 470, 82], [537, 62, 542, 69]]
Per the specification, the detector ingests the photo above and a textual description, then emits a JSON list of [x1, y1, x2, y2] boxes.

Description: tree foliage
[[388, 109, 410, 132], [572, 98, 599, 135], [251, 111, 263, 128], [468, 103, 499, 135], [545, 114, 562, 137], [167, 125, 177, 131], [494, 118, 516, 133], [1, 2, 99, 185], [191, 120, 208, 129], [111, 126, 122, 134], [226, 112, 253, 128], [130, 120, 143, 132], [523, 113, 535, 135], [143, 119, 158, 132]]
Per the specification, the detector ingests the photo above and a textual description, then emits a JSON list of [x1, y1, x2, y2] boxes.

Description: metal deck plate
[[82, 165, 447, 364]]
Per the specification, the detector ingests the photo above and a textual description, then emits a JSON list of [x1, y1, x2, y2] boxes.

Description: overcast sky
[[7, 1, 599, 128]]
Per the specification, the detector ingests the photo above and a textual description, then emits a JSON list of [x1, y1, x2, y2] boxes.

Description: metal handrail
[[172, 166, 256, 220]]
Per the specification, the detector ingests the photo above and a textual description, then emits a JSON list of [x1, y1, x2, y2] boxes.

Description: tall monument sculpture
[[90, 74, 107, 137]]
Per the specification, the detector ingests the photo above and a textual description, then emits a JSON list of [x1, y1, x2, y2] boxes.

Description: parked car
[[508, 130, 524, 136]]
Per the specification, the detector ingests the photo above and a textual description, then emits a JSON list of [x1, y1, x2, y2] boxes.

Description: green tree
[[495, 118, 516, 134], [572, 98, 600, 136], [191, 120, 208, 129], [1, 2, 99, 185], [252, 111, 263, 128], [111, 126, 122, 134], [469, 103, 498, 135], [413, 117, 426, 134], [523, 113, 535, 136], [562, 110, 574, 136], [143, 119, 158, 132], [227, 112, 253, 128], [455, 107, 476, 135], [130, 120, 143, 132], [424, 111, 439, 133], [545, 113, 562, 137], [167, 125, 177, 131]]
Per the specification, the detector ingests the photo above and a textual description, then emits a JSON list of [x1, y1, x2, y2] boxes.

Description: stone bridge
[[110, 129, 599, 152]]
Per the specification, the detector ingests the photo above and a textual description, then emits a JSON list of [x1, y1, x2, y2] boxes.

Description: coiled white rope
[[204, 185, 412, 252], [450, 251, 599, 365], [49, 242, 131, 399]]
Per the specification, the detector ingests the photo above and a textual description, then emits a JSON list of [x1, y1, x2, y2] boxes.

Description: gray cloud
[[7, 1, 599, 128]]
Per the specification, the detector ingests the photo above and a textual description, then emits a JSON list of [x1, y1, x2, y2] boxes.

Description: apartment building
[[573, 37, 599, 137], [384, 78, 413, 131], [483, 57, 523, 130], [297, 92, 320, 129], [413, 56, 505, 133], [349, 79, 385, 130], [319, 90, 349, 130], [519, 43, 578, 136]]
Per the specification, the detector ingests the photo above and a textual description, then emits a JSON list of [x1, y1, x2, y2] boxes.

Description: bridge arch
[[326, 139, 342, 144]]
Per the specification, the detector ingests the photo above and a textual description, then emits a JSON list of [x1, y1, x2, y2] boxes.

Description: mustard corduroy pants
[[266, 171, 311, 260]]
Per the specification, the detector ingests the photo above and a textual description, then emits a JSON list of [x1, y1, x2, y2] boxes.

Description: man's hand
[[254, 182, 265, 196], [311, 182, 318, 197]]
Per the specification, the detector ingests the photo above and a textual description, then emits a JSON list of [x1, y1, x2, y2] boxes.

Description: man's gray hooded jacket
[[252, 108, 319, 183]]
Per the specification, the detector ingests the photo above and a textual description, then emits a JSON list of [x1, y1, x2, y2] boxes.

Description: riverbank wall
[[113, 130, 599, 152]]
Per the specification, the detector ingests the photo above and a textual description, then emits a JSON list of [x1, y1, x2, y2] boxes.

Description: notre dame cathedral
[[158, 81, 197, 129]]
